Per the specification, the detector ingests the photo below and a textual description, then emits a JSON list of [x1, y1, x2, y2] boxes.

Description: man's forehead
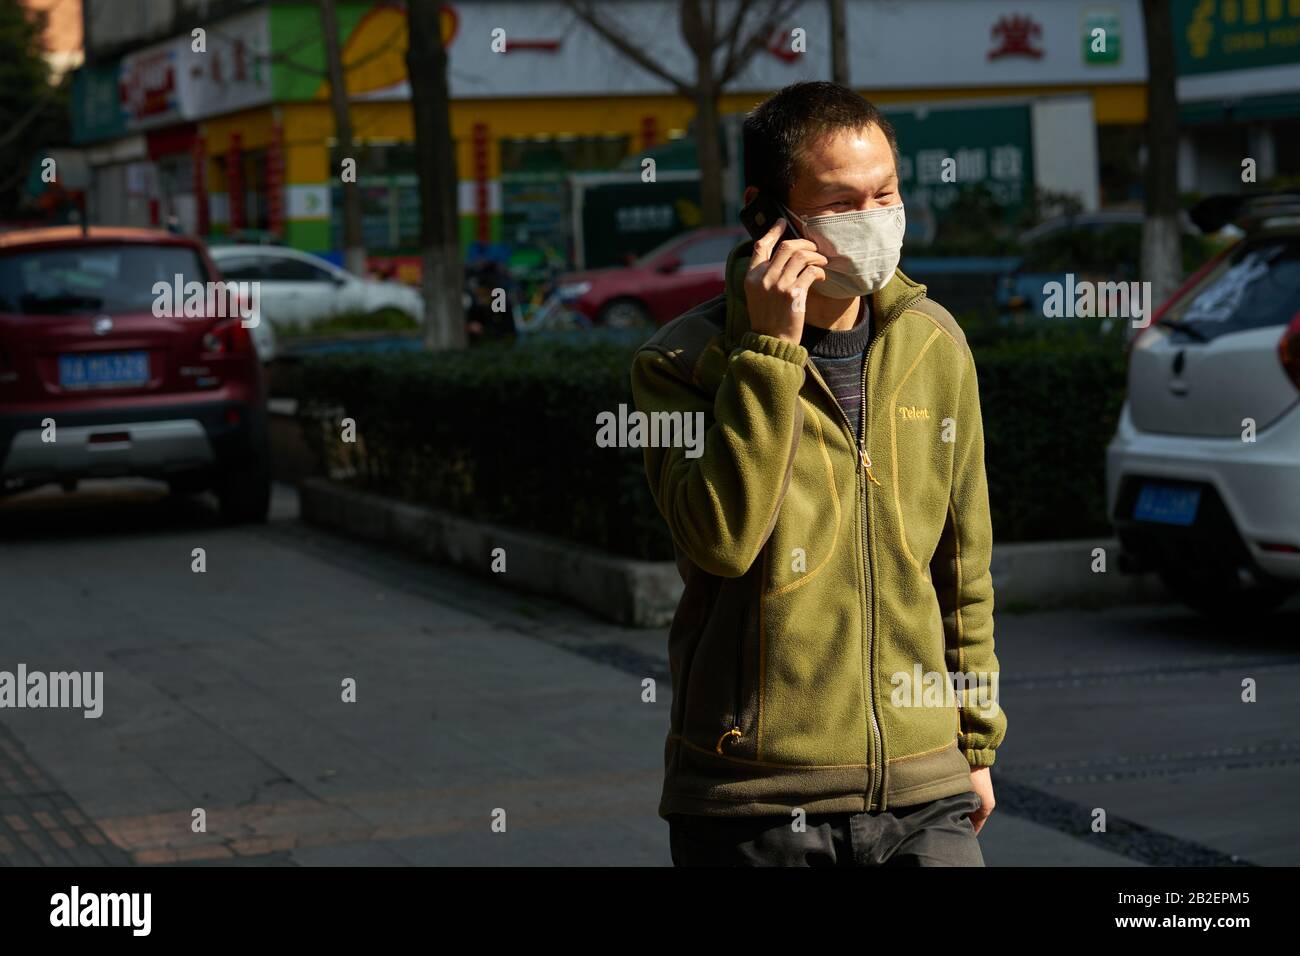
[[802, 125, 888, 160], [794, 127, 897, 189]]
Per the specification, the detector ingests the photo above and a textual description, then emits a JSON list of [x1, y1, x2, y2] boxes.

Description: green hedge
[[272, 307, 421, 341], [974, 325, 1128, 540], [289, 338, 669, 560], [286, 324, 1127, 560]]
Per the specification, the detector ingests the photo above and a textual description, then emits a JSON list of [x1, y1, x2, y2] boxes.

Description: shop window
[[213, 149, 271, 234], [500, 135, 630, 265], [1097, 125, 1145, 206], [327, 144, 425, 254]]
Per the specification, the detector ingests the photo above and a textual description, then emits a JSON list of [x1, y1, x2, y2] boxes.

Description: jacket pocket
[[763, 406, 850, 596], [678, 562, 761, 758], [888, 408, 956, 573]]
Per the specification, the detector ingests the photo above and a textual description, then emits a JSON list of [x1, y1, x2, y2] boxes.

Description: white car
[[208, 244, 423, 329], [241, 296, 277, 363], [1106, 196, 1300, 618]]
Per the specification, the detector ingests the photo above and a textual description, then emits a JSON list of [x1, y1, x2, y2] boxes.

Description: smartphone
[[740, 194, 800, 244]]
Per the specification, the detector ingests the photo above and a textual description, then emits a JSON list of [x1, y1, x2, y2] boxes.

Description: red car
[[0, 227, 270, 522], [555, 226, 747, 326]]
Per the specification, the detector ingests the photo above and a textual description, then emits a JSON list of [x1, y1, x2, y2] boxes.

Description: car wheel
[[216, 432, 271, 524], [598, 298, 652, 329], [1156, 560, 1295, 621]]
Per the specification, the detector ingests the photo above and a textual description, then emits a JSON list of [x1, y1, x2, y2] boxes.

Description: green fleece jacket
[[630, 240, 1007, 818]]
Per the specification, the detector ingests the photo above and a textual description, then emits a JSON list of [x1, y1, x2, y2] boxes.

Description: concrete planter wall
[[298, 478, 685, 627], [298, 478, 1167, 627]]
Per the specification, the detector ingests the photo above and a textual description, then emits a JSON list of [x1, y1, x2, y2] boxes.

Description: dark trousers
[[667, 790, 984, 866]]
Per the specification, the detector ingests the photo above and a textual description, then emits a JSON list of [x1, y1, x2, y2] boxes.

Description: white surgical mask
[[784, 202, 906, 298]]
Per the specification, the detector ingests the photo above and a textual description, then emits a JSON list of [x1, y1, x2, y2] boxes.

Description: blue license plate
[[59, 351, 149, 389], [1133, 483, 1201, 527]]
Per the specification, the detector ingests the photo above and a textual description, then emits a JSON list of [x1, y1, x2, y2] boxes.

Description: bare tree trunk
[[681, 1, 723, 226], [319, 0, 367, 277], [829, 0, 849, 86], [1141, 0, 1181, 310], [694, 91, 725, 227], [407, 0, 467, 350]]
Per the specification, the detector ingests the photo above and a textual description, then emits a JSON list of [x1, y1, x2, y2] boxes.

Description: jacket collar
[[722, 239, 927, 346]]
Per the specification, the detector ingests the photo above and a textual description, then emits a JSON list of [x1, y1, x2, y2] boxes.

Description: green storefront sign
[[1175, 0, 1300, 75], [1083, 7, 1122, 64], [71, 60, 126, 145], [884, 103, 1034, 241], [576, 175, 703, 269]]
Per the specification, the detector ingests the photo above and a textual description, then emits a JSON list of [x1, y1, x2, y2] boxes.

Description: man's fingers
[[748, 219, 787, 269], [774, 248, 826, 282], [779, 261, 827, 293], [794, 265, 827, 288], [968, 803, 993, 836], [788, 266, 826, 315], [766, 241, 823, 283]]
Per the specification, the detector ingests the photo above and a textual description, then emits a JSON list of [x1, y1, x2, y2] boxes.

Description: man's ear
[[742, 185, 758, 206]]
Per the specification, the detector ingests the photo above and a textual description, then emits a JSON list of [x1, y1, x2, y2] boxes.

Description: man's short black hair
[[743, 81, 899, 204]]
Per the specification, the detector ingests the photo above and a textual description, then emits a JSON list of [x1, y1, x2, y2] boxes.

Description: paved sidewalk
[[0, 724, 131, 866], [2, 481, 1293, 865]]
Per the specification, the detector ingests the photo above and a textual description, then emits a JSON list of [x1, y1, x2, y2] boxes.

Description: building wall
[[21, 0, 83, 75], [68, 0, 1184, 258]]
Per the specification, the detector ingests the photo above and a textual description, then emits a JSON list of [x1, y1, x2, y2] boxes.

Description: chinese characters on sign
[[887, 103, 1035, 233], [616, 204, 675, 233], [900, 145, 1027, 211], [1179, 0, 1300, 74], [988, 14, 1045, 60], [119, 49, 178, 124]]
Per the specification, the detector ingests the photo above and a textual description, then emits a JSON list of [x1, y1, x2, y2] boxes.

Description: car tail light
[[1258, 540, 1300, 554], [88, 431, 130, 445], [1280, 312, 1300, 392], [202, 317, 253, 355]]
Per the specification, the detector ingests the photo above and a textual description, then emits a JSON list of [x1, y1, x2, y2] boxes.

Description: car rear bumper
[[1106, 399, 1300, 581], [0, 399, 265, 487]]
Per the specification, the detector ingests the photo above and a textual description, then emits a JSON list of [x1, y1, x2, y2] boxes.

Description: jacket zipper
[[717, 546, 763, 755], [803, 291, 925, 810]]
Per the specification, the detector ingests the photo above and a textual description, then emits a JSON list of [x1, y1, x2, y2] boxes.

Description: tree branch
[[564, 0, 696, 98], [718, 0, 755, 59], [0, 67, 71, 153], [720, 0, 802, 86]]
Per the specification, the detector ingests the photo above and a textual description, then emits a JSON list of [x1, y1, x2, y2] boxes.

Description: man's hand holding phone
[[743, 219, 827, 345]]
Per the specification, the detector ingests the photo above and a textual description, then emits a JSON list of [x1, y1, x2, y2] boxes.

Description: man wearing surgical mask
[[631, 82, 1006, 867]]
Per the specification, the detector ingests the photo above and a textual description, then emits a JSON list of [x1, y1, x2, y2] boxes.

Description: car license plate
[[1133, 483, 1201, 527], [58, 351, 149, 389]]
